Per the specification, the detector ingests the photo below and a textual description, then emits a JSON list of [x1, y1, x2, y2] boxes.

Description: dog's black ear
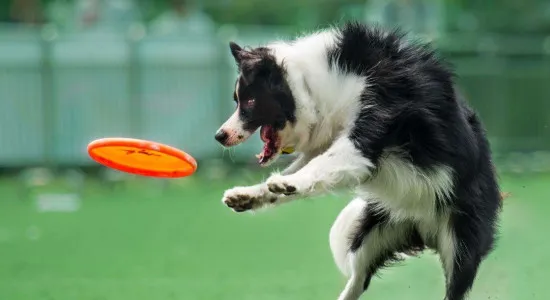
[[229, 41, 264, 83], [229, 41, 262, 64], [229, 41, 243, 62]]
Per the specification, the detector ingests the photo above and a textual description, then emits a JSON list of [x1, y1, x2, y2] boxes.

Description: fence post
[[127, 25, 145, 138], [40, 26, 56, 168]]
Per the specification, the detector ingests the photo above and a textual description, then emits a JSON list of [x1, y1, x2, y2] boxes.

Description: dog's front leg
[[222, 153, 312, 212], [266, 137, 373, 197], [280, 152, 317, 175]]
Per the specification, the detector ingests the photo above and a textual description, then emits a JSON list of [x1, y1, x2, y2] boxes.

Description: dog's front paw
[[222, 186, 276, 212], [266, 174, 299, 195]]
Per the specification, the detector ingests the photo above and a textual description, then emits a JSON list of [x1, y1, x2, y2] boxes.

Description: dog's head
[[215, 42, 297, 166]]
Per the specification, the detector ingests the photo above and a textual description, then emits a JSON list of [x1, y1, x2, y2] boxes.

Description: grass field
[[0, 170, 549, 300]]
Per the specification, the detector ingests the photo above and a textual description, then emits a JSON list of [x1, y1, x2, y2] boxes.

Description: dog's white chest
[[356, 154, 454, 222]]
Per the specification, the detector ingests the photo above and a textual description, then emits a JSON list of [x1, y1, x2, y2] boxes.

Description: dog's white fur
[[221, 29, 457, 300], [218, 109, 250, 146]]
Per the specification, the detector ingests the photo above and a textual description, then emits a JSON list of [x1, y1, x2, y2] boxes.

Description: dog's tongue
[[256, 143, 273, 164], [257, 126, 274, 164]]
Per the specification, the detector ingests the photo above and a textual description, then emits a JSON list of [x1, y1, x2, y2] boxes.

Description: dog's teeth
[[255, 154, 262, 159]]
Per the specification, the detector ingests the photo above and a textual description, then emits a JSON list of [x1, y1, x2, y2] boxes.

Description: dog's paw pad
[[223, 194, 256, 212], [266, 176, 298, 195], [222, 188, 266, 212]]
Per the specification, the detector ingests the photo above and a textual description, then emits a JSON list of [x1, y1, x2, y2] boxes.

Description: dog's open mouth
[[256, 125, 280, 166]]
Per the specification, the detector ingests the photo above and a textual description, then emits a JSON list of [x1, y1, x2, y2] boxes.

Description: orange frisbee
[[87, 138, 197, 178]]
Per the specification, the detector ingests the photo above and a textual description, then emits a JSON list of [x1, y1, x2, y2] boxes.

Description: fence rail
[[0, 27, 549, 167]]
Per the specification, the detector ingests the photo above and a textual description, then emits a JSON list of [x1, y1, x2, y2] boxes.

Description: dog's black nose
[[215, 130, 228, 144]]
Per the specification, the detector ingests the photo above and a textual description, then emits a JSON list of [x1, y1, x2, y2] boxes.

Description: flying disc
[[87, 138, 197, 178]]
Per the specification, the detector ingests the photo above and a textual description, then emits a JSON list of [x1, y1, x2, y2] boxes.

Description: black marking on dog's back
[[328, 22, 477, 179]]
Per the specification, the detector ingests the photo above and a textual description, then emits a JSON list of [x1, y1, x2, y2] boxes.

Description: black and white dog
[[215, 22, 502, 300]]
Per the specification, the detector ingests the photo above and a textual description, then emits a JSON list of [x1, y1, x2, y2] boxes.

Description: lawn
[[0, 170, 549, 299]]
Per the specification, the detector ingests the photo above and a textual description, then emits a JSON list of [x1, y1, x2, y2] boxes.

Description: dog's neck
[[268, 32, 364, 154]]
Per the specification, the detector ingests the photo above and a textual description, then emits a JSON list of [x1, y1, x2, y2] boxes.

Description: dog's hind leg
[[330, 199, 368, 300], [330, 198, 425, 300]]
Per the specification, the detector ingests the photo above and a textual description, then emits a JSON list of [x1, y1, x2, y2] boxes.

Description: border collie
[[214, 22, 502, 300]]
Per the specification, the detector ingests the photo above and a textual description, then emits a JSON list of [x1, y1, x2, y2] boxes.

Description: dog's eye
[[246, 99, 255, 107]]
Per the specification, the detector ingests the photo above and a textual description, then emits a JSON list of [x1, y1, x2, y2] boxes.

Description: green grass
[[0, 171, 549, 299]]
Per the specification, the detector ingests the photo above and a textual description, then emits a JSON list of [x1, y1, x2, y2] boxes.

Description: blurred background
[[1, 0, 549, 299]]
